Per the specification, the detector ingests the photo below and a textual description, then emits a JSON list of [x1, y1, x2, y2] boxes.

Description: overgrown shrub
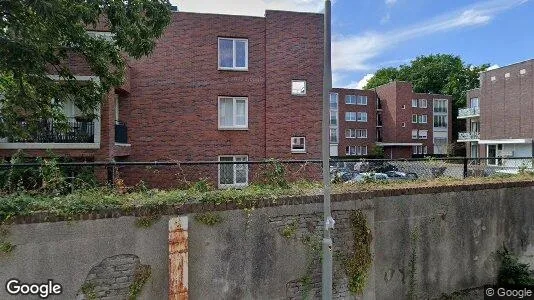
[[497, 247, 534, 286], [262, 159, 289, 189]]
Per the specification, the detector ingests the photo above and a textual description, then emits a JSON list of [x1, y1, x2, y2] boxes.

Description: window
[[402, 122, 406, 128], [418, 115, 427, 124], [218, 38, 248, 70], [218, 97, 248, 129], [346, 112, 357, 121], [356, 129, 367, 138], [357, 95, 368, 105], [505, 73, 510, 79], [412, 99, 418, 108], [330, 128, 338, 143], [434, 115, 448, 128], [491, 76, 496, 81], [433, 99, 448, 113], [413, 146, 423, 155], [419, 99, 427, 108], [291, 137, 306, 153], [357, 112, 368, 122], [412, 130, 418, 140], [401, 105, 406, 109], [219, 156, 248, 188], [412, 114, 418, 123], [520, 69, 527, 75], [345, 95, 357, 104], [291, 80, 306, 95], [346, 146, 367, 156], [423, 146, 428, 155], [345, 129, 356, 138], [330, 111, 338, 125], [470, 98, 479, 108], [330, 93, 338, 109], [418, 130, 428, 139]]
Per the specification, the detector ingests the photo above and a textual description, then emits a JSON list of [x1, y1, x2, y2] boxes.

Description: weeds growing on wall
[[343, 210, 373, 295], [194, 212, 223, 226], [135, 215, 161, 228], [497, 247, 534, 286], [129, 265, 151, 300]]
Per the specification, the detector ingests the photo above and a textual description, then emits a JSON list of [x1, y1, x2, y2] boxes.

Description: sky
[[173, 0, 534, 89]]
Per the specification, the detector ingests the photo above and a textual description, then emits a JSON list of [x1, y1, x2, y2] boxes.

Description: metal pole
[[322, 0, 333, 299]]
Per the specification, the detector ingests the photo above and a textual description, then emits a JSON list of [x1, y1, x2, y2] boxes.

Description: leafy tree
[[364, 54, 489, 146], [0, 0, 172, 138]]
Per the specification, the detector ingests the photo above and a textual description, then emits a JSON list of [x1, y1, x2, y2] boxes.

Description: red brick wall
[[331, 88, 377, 156], [265, 11, 324, 160]]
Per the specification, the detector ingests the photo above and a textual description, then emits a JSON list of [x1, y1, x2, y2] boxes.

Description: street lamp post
[[322, 0, 333, 299]]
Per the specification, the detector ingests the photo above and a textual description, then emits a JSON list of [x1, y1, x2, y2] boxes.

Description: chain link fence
[[1, 156, 534, 193]]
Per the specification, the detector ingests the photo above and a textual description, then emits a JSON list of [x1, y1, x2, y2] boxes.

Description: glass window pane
[[292, 81, 306, 95], [235, 40, 247, 68], [219, 157, 234, 184], [219, 98, 233, 127], [235, 100, 246, 126], [330, 93, 338, 109], [219, 39, 233, 68]]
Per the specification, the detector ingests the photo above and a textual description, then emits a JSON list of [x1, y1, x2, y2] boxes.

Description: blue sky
[[175, 0, 533, 88]]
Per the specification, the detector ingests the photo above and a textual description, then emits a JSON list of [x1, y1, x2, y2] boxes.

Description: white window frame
[[346, 112, 357, 122], [357, 112, 368, 122], [218, 38, 249, 71], [412, 114, 418, 123], [419, 99, 427, 108], [418, 115, 427, 124], [218, 155, 249, 188], [218, 97, 248, 130], [291, 137, 306, 153], [419, 130, 428, 140], [357, 95, 368, 105], [412, 145, 423, 155], [345, 95, 357, 105], [291, 80, 307, 96], [412, 99, 418, 108], [412, 129, 418, 140], [345, 129, 356, 139], [329, 128, 338, 143], [356, 129, 367, 139], [423, 146, 428, 155], [358, 146, 368, 156], [346, 146, 356, 156]]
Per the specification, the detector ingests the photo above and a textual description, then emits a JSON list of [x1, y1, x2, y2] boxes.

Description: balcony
[[115, 121, 128, 144], [458, 131, 480, 142], [458, 107, 480, 119]]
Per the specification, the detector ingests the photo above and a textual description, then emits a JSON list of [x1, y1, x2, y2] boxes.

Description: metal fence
[[0, 157, 533, 192]]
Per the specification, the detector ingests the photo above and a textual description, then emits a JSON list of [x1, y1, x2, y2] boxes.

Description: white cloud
[[487, 64, 500, 70], [173, 0, 327, 16], [344, 74, 375, 89], [332, 0, 529, 73], [385, 0, 398, 6]]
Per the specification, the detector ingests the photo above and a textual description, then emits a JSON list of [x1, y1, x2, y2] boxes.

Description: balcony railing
[[6, 118, 95, 143], [458, 107, 480, 118], [115, 121, 128, 144], [458, 131, 480, 141]]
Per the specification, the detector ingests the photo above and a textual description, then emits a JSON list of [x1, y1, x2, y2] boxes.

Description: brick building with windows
[[330, 81, 453, 159], [0, 10, 324, 188], [458, 59, 534, 168]]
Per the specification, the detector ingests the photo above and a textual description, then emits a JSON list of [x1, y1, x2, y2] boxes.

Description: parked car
[[346, 172, 389, 183], [385, 171, 419, 181]]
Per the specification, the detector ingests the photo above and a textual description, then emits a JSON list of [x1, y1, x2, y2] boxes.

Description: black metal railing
[[115, 121, 128, 144], [8, 118, 95, 143]]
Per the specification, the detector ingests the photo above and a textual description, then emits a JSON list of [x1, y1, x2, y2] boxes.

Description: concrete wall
[[1, 183, 534, 299]]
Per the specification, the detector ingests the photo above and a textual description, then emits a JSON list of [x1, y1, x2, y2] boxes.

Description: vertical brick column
[[169, 216, 188, 300]]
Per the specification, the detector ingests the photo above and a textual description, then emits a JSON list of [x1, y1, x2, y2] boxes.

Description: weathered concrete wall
[[1, 183, 534, 299]]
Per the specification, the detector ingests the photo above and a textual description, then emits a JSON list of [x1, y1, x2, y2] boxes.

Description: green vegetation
[[497, 247, 534, 286], [0, 0, 171, 139], [135, 215, 161, 228], [300, 232, 322, 299], [129, 265, 151, 299], [80, 282, 97, 300], [0, 241, 16, 254], [343, 210, 373, 295], [194, 212, 223, 226], [280, 220, 298, 239]]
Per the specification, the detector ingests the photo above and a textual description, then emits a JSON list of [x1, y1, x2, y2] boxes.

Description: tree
[[364, 54, 489, 147], [0, 0, 172, 138]]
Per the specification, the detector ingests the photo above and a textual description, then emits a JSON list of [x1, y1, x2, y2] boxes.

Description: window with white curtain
[[218, 97, 248, 129]]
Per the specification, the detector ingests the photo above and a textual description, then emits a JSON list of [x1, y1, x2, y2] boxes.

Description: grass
[[1, 174, 534, 222]]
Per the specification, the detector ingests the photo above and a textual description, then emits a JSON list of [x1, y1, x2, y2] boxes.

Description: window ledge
[[115, 143, 131, 147], [218, 127, 249, 131], [218, 67, 249, 72], [291, 150, 307, 154]]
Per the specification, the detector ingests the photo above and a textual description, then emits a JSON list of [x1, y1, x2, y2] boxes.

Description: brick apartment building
[[330, 81, 453, 159], [458, 59, 534, 167], [0, 10, 324, 188]]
